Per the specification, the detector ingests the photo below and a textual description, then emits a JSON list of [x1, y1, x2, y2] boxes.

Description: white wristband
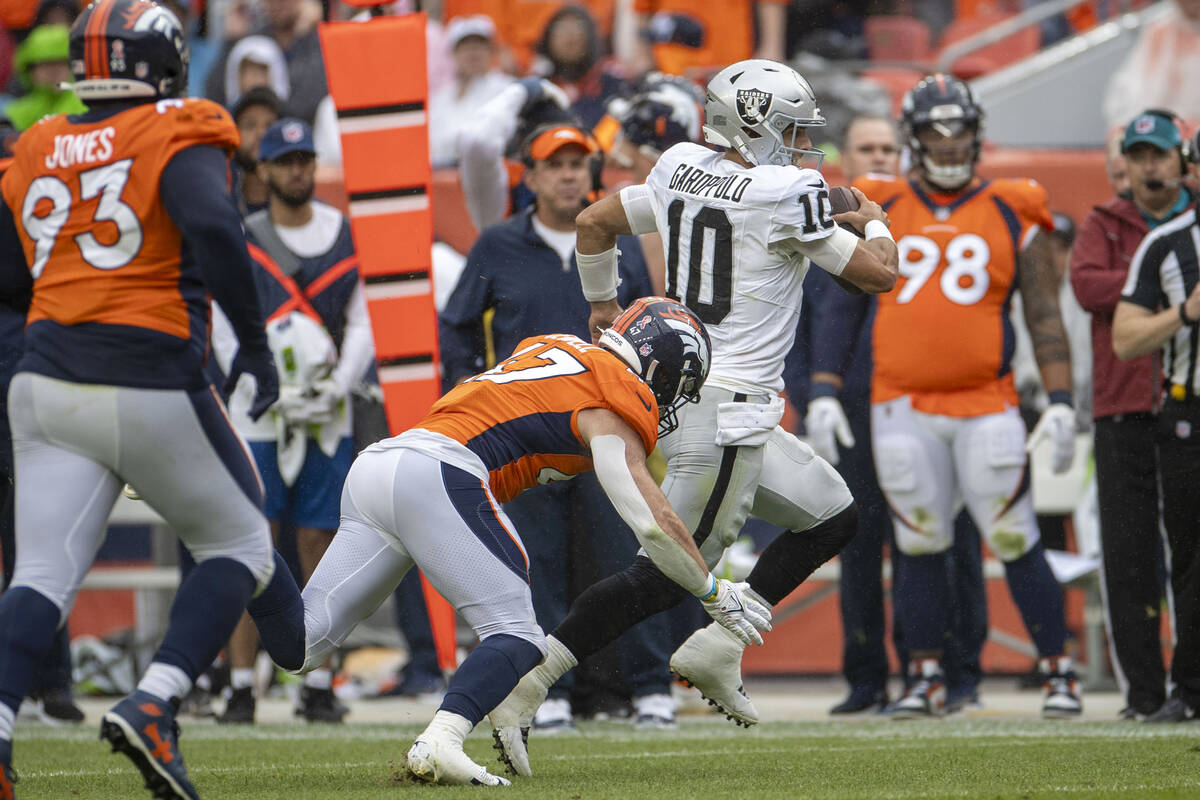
[[864, 219, 893, 242], [576, 247, 621, 302]]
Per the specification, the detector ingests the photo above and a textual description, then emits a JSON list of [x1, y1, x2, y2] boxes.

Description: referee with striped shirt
[[1113, 177, 1200, 723]]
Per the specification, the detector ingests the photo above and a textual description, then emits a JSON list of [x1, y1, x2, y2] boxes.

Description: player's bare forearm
[[576, 194, 632, 255], [1112, 301, 1184, 360], [1018, 232, 1071, 393]]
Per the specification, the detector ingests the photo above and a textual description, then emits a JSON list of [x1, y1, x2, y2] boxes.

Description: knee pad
[[191, 524, 275, 595]]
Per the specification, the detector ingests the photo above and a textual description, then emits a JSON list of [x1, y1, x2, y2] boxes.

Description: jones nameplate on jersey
[[668, 164, 753, 202]]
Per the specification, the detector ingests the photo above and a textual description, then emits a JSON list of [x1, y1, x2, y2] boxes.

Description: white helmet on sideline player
[[702, 59, 826, 168]]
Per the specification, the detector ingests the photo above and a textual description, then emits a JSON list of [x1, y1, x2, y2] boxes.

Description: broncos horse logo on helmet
[[701, 59, 825, 169], [70, 0, 188, 101], [901, 74, 984, 192], [598, 297, 711, 437]]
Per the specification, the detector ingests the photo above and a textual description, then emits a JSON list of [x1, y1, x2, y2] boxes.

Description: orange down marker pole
[[319, 13, 457, 673]]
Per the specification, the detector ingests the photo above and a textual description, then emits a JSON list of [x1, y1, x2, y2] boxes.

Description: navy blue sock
[[893, 551, 950, 653], [439, 634, 543, 726], [247, 550, 306, 671], [1003, 542, 1067, 656], [153, 557, 255, 680], [0, 587, 61, 715]]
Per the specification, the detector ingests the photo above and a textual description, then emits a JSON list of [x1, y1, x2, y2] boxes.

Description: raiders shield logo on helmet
[[736, 88, 771, 125]]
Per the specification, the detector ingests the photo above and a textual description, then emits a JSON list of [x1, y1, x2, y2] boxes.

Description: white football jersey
[[641, 142, 845, 395]]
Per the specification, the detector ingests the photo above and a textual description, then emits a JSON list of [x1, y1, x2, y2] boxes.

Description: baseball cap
[[259, 118, 315, 162], [232, 86, 282, 124], [1122, 112, 1182, 154], [524, 125, 597, 163], [446, 14, 496, 48]]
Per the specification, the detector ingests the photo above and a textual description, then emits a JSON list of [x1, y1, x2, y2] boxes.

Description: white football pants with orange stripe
[[298, 432, 547, 672]]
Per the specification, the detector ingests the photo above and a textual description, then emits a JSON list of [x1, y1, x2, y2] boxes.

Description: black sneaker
[[830, 686, 889, 715], [100, 691, 198, 800], [300, 687, 347, 723], [1144, 694, 1197, 723], [39, 688, 85, 724], [217, 687, 255, 725]]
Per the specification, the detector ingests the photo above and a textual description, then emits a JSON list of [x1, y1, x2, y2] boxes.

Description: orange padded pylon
[[319, 12, 456, 673]]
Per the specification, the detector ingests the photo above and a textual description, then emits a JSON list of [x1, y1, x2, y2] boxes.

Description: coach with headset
[[1099, 111, 1200, 723]]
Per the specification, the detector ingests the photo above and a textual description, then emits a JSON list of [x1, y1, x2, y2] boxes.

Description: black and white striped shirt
[[1122, 208, 1200, 396]]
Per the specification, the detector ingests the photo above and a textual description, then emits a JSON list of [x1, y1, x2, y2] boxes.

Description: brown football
[[828, 185, 859, 215]]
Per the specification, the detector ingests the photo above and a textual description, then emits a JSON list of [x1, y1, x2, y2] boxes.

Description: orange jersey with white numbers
[[417, 333, 659, 503], [0, 98, 239, 340], [855, 174, 1053, 417]]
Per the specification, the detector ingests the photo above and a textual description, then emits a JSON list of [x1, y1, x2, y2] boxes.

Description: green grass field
[[10, 718, 1200, 800]]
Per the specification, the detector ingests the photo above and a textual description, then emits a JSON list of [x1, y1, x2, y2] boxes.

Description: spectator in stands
[[205, 0, 328, 124], [29, 0, 78, 30], [801, 114, 988, 716], [212, 119, 374, 725], [1071, 110, 1195, 721], [619, 0, 787, 78], [1103, 0, 1200, 130], [0, 24, 84, 130], [458, 77, 576, 231], [223, 35, 290, 114], [530, 5, 631, 130], [429, 15, 515, 168], [439, 123, 678, 730], [231, 86, 284, 217], [1111, 122, 1200, 723]]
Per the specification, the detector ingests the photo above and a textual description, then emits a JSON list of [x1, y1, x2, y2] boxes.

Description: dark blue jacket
[[783, 267, 876, 420], [439, 207, 652, 386]]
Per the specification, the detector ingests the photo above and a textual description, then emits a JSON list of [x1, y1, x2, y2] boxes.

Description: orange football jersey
[[0, 98, 239, 341], [632, 0, 787, 76], [855, 174, 1053, 417], [418, 333, 658, 503]]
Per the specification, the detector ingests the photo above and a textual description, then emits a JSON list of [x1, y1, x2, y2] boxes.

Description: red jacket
[[1069, 196, 1166, 419]]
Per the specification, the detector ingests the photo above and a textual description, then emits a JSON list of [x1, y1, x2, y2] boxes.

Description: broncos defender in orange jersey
[[0, 1, 286, 798], [842, 75, 1081, 719], [243, 298, 772, 786]]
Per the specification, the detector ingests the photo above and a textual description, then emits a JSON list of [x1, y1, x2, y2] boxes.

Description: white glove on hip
[[699, 579, 773, 646], [1027, 402, 1076, 474], [805, 396, 855, 465]]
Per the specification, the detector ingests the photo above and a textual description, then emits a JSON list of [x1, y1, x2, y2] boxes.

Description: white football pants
[[7, 372, 274, 620], [299, 442, 546, 672], [871, 396, 1040, 561], [658, 385, 853, 569]]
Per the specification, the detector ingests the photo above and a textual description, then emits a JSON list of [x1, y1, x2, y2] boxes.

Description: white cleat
[[670, 623, 758, 727], [488, 670, 549, 777], [407, 737, 511, 786]]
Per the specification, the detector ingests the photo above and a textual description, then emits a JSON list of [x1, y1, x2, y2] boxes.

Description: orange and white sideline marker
[[320, 12, 456, 672]]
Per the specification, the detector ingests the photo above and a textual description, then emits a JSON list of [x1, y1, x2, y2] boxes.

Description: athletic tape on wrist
[[576, 247, 620, 302], [864, 219, 893, 242]]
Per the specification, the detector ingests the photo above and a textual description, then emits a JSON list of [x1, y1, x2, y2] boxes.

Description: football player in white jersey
[[490, 59, 899, 777]]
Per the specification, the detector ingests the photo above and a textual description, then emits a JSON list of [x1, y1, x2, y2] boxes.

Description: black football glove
[[224, 346, 280, 422]]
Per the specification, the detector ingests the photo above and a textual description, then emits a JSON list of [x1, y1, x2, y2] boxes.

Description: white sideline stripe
[[380, 363, 438, 383], [349, 195, 429, 218], [338, 110, 425, 135], [364, 280, 431, 301]]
